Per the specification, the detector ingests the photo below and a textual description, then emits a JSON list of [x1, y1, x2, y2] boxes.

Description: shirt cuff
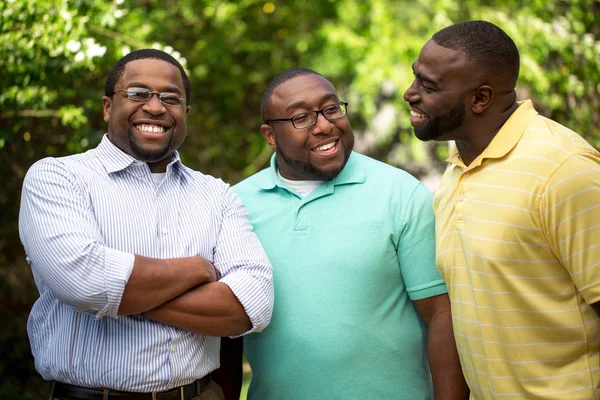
[[219, 272, 273, 338], [94, 248, 135, 319], [407, 281, 448, 301]]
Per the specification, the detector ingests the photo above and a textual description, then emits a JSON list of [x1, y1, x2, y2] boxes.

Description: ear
[[102, 96, 112, 122], [471, 85, 493, 114], [260, 124, 277, 151], [185, 104, 191, 115]]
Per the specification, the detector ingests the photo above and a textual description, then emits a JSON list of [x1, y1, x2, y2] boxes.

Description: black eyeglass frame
[[266, 102, 349, 129], [110, 88, 188, 107]]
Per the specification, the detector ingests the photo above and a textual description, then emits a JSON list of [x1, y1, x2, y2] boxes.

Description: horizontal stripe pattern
[[435, 101, 600, 399], [19, 136, 273, 391]]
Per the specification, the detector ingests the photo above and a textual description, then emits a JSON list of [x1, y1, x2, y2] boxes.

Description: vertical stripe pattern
[[19, 135, 273, 392]]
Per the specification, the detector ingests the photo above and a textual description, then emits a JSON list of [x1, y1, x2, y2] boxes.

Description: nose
[[311, 111, 334, 135], [403, 79, 420, 104], [141, 93, 167, 115]]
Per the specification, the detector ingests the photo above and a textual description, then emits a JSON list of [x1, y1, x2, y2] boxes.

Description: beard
[[414, 98, 466, 141], [128, 126, 173, 162], [276, 135, 354, 181]]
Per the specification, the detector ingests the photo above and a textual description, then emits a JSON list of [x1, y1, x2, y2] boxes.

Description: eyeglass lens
[[126, 89, 184, 106], [293, 103, 347, 128]]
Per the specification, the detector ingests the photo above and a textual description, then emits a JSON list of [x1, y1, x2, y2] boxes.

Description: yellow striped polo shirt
[[435, 100, 600, 399]]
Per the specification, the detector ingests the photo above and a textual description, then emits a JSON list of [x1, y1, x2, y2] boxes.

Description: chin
[[315, 161, 347, 180]]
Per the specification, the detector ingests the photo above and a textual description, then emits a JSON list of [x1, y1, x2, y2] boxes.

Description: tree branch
[[0, 110, 60, 119]]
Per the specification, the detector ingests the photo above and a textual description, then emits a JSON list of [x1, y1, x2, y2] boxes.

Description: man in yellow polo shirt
[[404, 20, 600, 399]]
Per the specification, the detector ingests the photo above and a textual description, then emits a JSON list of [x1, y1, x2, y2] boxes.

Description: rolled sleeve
[[213, 187, 274, 336], [19, 158, 135, 317], [99, 248, 135, 319]]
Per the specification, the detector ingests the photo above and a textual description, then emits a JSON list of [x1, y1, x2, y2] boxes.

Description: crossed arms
[[19, 158, 274, 337]]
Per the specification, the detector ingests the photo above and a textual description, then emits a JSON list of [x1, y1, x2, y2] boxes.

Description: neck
[[147, 157, 172, 173], [455, 101, 519, 166]]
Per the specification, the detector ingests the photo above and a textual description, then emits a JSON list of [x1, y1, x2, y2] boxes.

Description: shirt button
[[464, 172, 470, 177], [457, 195, 464, 201], [162, 228, 168, 235], [170, 343, 177, 353]]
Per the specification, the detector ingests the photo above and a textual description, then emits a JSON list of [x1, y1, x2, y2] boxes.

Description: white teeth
[[136, 124, 166, 133], [314, 141, 336, 151], [410, 110, 426, 119]]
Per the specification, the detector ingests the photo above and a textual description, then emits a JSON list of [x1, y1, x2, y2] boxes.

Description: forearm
[[428, 309, 469, 400], [143, 282, 252, 336], [118, 255, 217, 315]]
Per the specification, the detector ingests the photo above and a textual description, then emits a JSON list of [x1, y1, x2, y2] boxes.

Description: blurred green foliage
[[1, 0, 598, 398]]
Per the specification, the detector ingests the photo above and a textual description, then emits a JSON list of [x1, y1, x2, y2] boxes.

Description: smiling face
[[102, 58, 191, 172], [261, 74, 354, 181], [403, 40, 473, 142]]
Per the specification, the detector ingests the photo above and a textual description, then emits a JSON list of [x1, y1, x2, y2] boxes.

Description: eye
[[323, 104, 343, 117], [421, 82, 436, 93], [160, 93, 182, 105], [127, 90, 151, 101], [292, 113, 311, 124]]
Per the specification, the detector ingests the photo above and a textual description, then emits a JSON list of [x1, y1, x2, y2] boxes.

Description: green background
[[1, 0, 599, 398]]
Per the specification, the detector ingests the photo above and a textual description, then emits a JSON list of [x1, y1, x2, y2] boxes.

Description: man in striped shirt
[[19, 49, 274, 400], [404, 20, 600, 399]]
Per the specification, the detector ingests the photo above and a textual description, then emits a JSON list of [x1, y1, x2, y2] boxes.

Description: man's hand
[[118, 255, 218, 315], [143, 282, 252, 337]]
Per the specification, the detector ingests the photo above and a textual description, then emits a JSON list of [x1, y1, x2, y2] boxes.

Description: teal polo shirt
[[234, 152, 446, 400]]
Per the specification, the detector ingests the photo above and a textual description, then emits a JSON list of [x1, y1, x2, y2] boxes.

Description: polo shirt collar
[[95, 134, 182, 174], [447, 99, 538, 169], [256, 151, 365, 190], [333, 152, 366, 185]]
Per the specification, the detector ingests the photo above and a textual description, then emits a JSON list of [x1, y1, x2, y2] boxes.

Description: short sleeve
[[541, 152, 600, 305], [397, 183, 447, 301]]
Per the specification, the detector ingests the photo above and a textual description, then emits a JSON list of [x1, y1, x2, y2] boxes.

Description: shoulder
[[352, 152, 424, 192], [345, 153, 433, 220], [180, 164, 227, 186], [25, 146, 112, 181], [24, 153, 85, 183], [519, 115, 598, 162], [233, 168, 272, 198], [179, 164, 234, 199]]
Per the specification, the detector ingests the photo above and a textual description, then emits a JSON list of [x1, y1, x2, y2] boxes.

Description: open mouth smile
[[410, 108, 429, 126], [134, 124, 167, 133], [312, 139, 339, 155], [410, 110, 427, 120]]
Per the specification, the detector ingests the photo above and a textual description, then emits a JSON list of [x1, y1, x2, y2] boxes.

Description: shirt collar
[[447, 99, 538, 169], [95, 134, 182, 174], [255, 151, 366, 190]]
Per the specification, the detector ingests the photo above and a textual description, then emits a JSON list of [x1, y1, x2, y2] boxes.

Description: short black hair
[[432, 20, 520, 84], [104, 48, 191, 104], [261, 68, 323, 122]]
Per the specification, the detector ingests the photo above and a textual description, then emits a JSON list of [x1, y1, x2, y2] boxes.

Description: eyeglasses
[[266, 102, 348, 129], [111, 88, 187, 107]]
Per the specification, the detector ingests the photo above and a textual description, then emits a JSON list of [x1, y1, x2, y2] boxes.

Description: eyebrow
[[127, 82, 183, 94], [285, 93, 339, 112], [411, 64, 438, 87]]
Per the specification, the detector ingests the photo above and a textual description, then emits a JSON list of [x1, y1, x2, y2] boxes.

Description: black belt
[[52, 375, 211, 400]]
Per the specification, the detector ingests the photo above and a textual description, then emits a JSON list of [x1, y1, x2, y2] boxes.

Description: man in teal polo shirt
[[223, 68, 467, 399]]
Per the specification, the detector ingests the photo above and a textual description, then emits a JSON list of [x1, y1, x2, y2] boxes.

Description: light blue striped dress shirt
[[18, 135, 274, 392]]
